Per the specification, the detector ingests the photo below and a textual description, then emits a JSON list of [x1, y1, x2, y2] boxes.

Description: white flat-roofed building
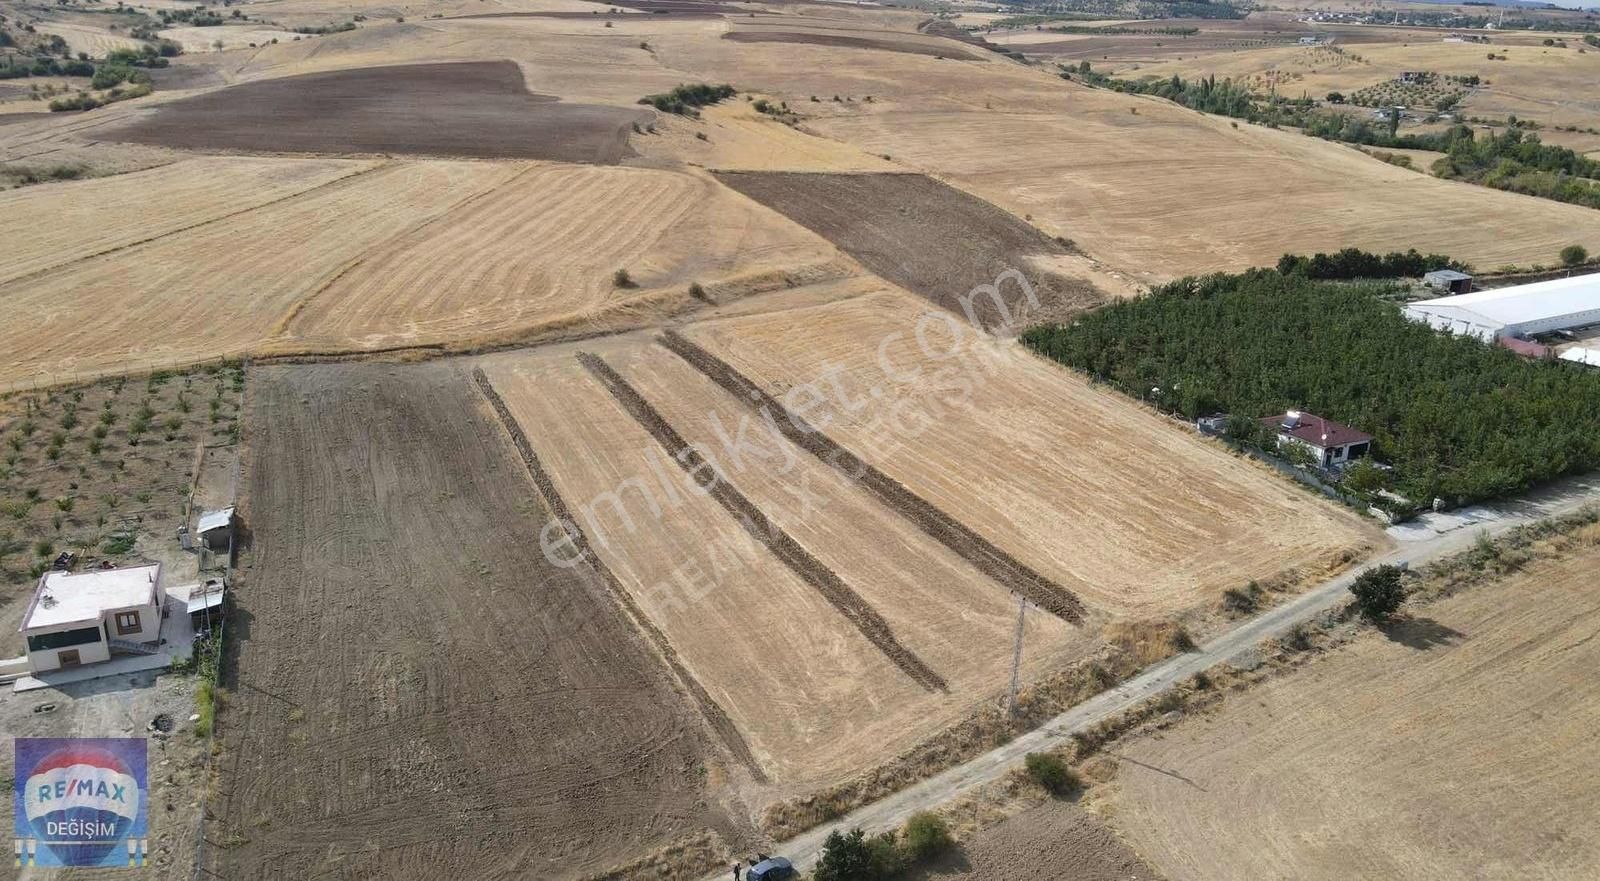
[[1404, 272, 1600, 343], [19, 563, 165, 673]]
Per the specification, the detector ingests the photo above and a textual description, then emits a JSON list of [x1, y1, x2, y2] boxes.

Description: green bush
[[1561, 244, 1589, 267], [902, 811, 953, 862], [1350, 564, 1406, 622], [638, 82, 734, 116], [612, 268, 635, 288], [1025, 752, 1080, 795]]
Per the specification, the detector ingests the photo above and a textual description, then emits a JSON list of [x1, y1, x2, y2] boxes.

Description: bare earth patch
[[102, 61, 650, 162], [712, 172, 1099, 330], [215, 362, 726, 880]]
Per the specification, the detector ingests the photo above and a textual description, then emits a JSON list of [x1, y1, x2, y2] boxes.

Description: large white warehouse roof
[[1410, 272, 1600, 328]]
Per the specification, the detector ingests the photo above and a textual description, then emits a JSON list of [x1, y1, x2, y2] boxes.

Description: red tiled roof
[[1260, 412, 1373, 448], [1498, 336, 1549, 359]]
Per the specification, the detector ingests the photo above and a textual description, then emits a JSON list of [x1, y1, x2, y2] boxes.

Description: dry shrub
[[1104, 619, 1194, 667], [761, 655, 1123, 839], [582, 830, 727, 881], [1079, 754, 1120, 784]]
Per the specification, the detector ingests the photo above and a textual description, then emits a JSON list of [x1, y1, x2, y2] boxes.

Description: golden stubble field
[[475, 333, 1094, 793], [1104, 535, 1600, 881], [679, 285, 1384, 616], [3, 0, 1597, 384], [0, 157, 845, 390], [468, 279, 1381, 798]]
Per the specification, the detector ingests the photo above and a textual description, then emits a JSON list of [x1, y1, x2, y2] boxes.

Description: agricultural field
[[474, 336, 1095, 792], [103, 61, 649, 161], [0, 156, 373, 283], [0, 158, 843, 390], [4, 0, 1598, 875], [923, 802, 1159, 880], [677, 285, 1382, 617], [1092, 27, 1600, 134], [1102, 529, 1600, 881], [712, 171, 1101, 330], [216, 362, 734, 880]]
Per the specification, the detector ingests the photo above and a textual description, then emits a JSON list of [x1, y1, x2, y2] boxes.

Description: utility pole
[[1005, 594, 1029, 717]]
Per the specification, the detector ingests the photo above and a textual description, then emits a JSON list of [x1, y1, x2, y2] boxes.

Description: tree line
[[1021, 270, 1600, 508], [1276, 247, 1465, 280]]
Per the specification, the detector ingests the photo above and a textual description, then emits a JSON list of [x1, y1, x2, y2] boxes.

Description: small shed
[[1424, 269, 1473, 294], [197, 507, 235, 551]]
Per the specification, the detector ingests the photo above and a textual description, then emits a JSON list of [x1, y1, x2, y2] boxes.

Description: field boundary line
[[0, 161, 394, 290], [469, 366, 770, 782], [658, 330, 1086, 624], [577, 350, 949, 693]]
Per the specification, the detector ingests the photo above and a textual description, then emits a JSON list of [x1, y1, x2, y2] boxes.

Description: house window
[[114, 611, 141, 636]]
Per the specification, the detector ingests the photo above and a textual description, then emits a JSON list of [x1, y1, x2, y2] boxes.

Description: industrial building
[[1403, 271, 1600, 344]]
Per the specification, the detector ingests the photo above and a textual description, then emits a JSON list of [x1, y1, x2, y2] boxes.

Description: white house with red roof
[[1259, 410, 1373, 469]]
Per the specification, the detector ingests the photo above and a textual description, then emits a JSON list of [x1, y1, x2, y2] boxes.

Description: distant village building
[[1261, 411, 1373, 469], [20, 564, 165, 673]]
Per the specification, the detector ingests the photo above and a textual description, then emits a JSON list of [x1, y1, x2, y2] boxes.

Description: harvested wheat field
[[217, 361, 730, 880], [478, 340, 986, 791], [557, 336, 1098, 782], [606, 17, 1600, 280], [924, 802, 1161, 880], [0, 160, 840, 390], [1105, 540, 1600, 881], [807, 89, 1600, 282], [0, 161, 516, 388], [277, 163, 846, 350], [104, 61, 650, 161], [0, 156, 374, 284], [713, 172, 1101, 330], [678, 286, 1383, 617]]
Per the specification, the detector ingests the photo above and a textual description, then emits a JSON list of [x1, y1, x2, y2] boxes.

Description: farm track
[[576, 350, 949, 693], [659, 330, 1086, 624], [470, 366, 769, 783]]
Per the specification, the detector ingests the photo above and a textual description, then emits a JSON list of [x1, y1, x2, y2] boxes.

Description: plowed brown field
[[104, 61, 650, 162], [219, 362, 726, 880]]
